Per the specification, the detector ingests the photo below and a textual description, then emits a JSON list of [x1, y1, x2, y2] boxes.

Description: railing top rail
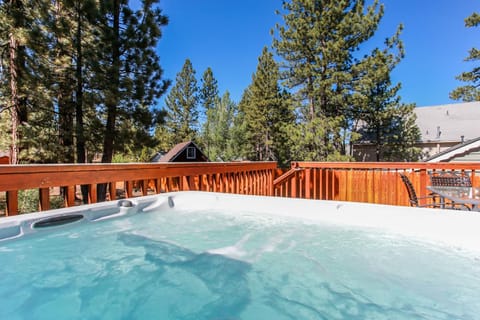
[[0, 161, 277, 172], [273, 167, 304, 185], [0, 161, 277, 191], [291, 162, 480, 170]]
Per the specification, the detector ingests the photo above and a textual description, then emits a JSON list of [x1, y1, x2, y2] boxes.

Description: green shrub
[[18, 189, 38, 214], [18, 189, 65, 214]]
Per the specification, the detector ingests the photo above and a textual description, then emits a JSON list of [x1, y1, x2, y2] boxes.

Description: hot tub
[[1, 192, 479, 319]]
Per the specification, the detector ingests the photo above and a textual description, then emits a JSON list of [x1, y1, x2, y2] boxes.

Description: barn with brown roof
[[151, 141, 209, 163]]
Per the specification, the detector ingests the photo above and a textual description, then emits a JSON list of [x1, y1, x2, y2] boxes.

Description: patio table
[[427, 186, 480, 211]]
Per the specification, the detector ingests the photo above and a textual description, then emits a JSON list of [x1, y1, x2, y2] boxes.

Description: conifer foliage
[[450, 12, 480, 102], [273, 0, 420, 161], [162, 58, 199, 147], [0, 0, 423, 166], [199, 67, 220, 159], [240, 47, 294, 166], [352, 25, 421, 161], [0, 0, 169, 164]]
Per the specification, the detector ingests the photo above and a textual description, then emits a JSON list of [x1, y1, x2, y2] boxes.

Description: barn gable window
[[186, 147, 196, 159]]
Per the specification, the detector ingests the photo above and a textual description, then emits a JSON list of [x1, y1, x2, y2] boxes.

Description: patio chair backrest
[[429, 172, 471, 187], [399, 173, 419, 207]]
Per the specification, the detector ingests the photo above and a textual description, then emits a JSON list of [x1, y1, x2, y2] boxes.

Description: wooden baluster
[[291, 172, 297, 198], [109, 182, 117, 200], [222, 173, 228, 193], [39, 187, 50, 211], [89, 184, 97, 203], [268, 170, 274, 196], [207, 175, 213, 192], [181, 176, 190, 191], [125, 181, 133, 198], [165, 177, 170, 192], [142, 180, 148, 196], [305, 169, 311, 199], [65, 186, 76, 207], [6, 190, 19, 216], [153, 178, 161, 194]]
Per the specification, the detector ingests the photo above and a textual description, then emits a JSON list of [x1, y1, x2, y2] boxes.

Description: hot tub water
[[0, 192, 479, 319]]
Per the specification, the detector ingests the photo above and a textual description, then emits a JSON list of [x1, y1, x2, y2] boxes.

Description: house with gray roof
[[414, 101, 480, 161], [425, 137, 480, 162], [413, 101, 480, 162], [352, 101, 480, 162]]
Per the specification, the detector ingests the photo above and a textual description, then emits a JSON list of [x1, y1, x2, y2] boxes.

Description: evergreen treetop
[[450, 11, 480, 102], [163, 58, 199, 146]]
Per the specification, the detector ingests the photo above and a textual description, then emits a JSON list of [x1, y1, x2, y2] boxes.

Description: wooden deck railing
[[0, 162, 277, 216], [3, 161, 480, 217], [273, 162, 480, 206]]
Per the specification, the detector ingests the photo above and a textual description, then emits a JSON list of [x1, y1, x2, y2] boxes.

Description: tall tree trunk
[[75, 3, 88, 202], [101, 0, 120, 165], [308, 76, 315, 121], [55, 1, 74, 163], [99, 0, 120, 201], [9, 32, 19, 165], [58, 96, 75, 163], [75, 7, 85, 165]]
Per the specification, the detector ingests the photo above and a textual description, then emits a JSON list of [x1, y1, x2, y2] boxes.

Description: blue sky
[[156, 0, 479, 108]]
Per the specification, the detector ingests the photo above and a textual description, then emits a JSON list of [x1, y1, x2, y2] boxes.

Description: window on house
[[186, 147, 196, 159]]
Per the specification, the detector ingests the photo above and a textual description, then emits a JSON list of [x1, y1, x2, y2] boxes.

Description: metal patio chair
[[399, 173, 441, 208]]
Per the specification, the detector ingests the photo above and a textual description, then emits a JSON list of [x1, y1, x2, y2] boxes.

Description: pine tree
[[352, 27, 421, 161], [231, 88, 251, 160], [68, 0, 99, 200], [93, 0, 168, 200], [450, 12, 480, 101], [95, 0, 169, 166], [199, 67, 220, 158], [208, 91, 236, 161], [51, 0, 77, 163], [273, 0, 385, 160], [0, 0, 30, 164], [0, 0, 59, 163], [162, 58, 199, 147], [1, 0, 168, 170], [242, 47, 294, 165]]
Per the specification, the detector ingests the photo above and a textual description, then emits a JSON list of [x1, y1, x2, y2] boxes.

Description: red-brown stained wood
[[65, 186, 76, 207], [141, 180, 149, 196], [88, 184, 97, 204], [109, 182, 117, 200], [305, 169, 311, 199], [6, 190, 18, 215], [272, 162, 480, 207], [39, 188, 50, 211], [3, 161, 480, 216]]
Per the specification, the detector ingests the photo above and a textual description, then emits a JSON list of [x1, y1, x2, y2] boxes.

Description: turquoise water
[[1, 208, 479, 319]]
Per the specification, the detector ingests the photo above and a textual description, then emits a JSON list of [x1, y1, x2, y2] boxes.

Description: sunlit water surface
[[1, 208, 479, 319]]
